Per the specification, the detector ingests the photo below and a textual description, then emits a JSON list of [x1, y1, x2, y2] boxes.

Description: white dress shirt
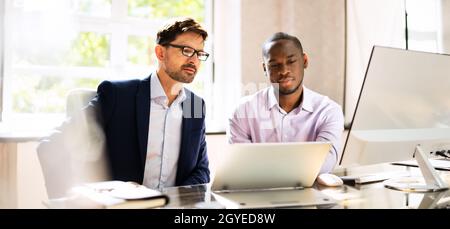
[[143, 73, 186, 189]]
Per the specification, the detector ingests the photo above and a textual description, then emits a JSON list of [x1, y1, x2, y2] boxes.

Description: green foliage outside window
[[66, 32, 111, 67], [128, 0, 205, 22], [77, 0, 112, 17], [12, 75, 102, 113], [12, 31, 109, 113], [128, 36, 156, 66], [12, 0, 206, 114]]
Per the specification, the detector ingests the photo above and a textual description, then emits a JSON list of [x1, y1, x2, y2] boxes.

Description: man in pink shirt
[[228, 32, 344, 173]]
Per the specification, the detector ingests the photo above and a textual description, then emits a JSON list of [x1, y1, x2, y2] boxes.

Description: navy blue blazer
[[95, 74, 210, 186]]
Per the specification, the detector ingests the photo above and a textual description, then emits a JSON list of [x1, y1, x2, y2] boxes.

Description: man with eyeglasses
[[94, 18, 210, 189], [227, 32, 344, 174], [37, 18, 210, 199]]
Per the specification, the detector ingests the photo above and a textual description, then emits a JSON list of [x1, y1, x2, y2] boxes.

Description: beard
[[166, 64, 197, 83], [275, 78, 303, 95]]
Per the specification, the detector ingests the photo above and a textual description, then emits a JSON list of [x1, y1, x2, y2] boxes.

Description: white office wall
[[214, 0, 345, 127], [17, 142, 47, 208], [440, 0, 450, 53], [240, 0, 345, 105], [283, 0, 345, 108], [240, 0, 280, 88]]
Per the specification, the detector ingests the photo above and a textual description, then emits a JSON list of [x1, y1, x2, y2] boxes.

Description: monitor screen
[[340, 46, 450, 167]]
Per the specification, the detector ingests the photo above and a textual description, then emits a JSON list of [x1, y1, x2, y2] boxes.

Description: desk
[[160, 164, 450, 209], [0, 130, 49, 208]]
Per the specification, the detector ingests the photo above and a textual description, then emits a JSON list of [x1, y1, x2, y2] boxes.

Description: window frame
[[1, 0, 215, 130]]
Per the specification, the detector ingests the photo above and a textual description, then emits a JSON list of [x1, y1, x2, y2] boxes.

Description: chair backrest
[[38, 88, 108, 198], [66, 88, 97, 117]]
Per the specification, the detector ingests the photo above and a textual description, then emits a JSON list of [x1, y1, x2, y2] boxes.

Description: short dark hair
[[262, 32, 303, 58], [156, 18, 208, 45]]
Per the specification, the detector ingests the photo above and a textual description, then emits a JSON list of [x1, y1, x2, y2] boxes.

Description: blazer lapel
[[136, 76, 151, 169], [176, 90, 193, 184]]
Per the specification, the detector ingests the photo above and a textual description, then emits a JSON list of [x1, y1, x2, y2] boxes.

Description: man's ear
[[303, 53, 309, 69], [155, 45, 165, 61]]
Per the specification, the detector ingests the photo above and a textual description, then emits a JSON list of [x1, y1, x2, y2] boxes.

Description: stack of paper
[[46, 181, 169, 209]]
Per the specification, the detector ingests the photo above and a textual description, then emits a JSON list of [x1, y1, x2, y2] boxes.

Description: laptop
[[211, 142, 336, 208]]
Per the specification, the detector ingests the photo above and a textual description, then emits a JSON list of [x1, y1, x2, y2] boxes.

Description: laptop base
[[212, 188, 336, 209]]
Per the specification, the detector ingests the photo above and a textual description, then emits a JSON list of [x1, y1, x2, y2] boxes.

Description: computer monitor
[[340, 46, 450, 192]]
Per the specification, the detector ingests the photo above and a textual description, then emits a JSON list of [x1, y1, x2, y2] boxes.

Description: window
[[406, 0, 441, 52], [1, 0, 212, 129]]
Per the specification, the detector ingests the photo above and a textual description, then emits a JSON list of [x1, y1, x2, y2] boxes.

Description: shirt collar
[[301, 87, 314, 113], [150, 72, 167, 100], [176, 86, 187, 104], [150, 72, 187, 105], [267, 86, 279, 110], [267, 85, 314, 113]]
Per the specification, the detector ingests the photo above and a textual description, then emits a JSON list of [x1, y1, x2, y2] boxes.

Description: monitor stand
[[417, 190, 449, 209], [384, 145, 449, 192]]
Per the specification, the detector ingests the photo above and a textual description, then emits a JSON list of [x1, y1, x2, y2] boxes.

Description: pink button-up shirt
[[227, 86, 344, 173]]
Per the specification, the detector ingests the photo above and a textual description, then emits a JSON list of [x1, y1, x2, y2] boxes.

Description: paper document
[[46, 181, 169, 209]]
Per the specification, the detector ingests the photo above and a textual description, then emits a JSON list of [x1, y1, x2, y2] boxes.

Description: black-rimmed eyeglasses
[[165, 44, 210, 61]]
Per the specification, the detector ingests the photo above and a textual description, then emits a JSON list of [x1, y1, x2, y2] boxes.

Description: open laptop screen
[[211, 142, 332, 191]]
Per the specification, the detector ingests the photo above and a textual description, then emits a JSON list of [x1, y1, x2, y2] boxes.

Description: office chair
[[37, 88, 109, 198], [65, 88, 97, 118]]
